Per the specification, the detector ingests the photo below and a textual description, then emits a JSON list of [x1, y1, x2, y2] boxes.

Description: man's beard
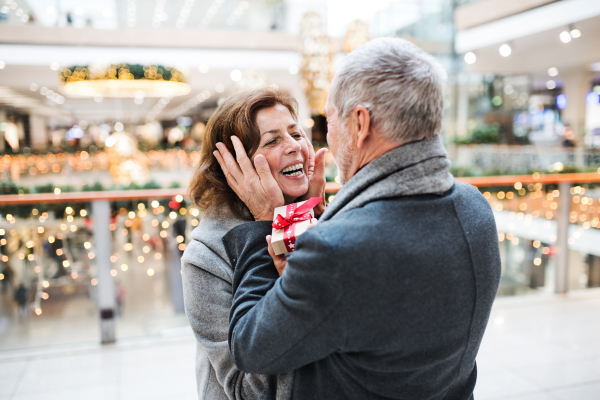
[[334, 127, 356, 185]]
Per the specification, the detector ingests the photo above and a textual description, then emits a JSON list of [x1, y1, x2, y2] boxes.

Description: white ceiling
[[0, 62, 304, 123], [461, 14, 600, 77]]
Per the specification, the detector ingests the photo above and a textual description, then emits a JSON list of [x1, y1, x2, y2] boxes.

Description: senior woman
[[182, 88, 326, 400]]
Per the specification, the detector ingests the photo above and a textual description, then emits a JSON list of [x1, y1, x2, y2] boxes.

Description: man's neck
[[350, 138, 402, 178]]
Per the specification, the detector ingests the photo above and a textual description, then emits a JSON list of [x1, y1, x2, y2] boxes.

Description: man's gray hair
[[331, 37, 447, 144]]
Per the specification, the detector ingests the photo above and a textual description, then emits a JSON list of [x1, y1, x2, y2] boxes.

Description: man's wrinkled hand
[[213, 136, 284, 221]]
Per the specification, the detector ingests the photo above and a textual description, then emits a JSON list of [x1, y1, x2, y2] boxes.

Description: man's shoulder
[[305, 182, 491, 245]]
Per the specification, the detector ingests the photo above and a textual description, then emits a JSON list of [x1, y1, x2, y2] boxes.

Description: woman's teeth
[[281, 163, 303, 176]]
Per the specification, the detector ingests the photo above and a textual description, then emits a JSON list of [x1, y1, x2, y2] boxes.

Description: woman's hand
[[213, 136, 284, 221], [266, 235, 287, 276], [266, 219, 318, 276], [298, 128, 328, 217]]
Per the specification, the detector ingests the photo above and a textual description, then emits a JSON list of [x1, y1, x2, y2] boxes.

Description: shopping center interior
[[1, 0, 600, 399]]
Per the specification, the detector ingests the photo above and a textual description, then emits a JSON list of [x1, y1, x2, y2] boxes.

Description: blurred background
[[0, 0, 599, 399]]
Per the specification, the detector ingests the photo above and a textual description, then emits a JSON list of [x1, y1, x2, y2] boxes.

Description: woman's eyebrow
[[261, 128, 282, 135], [260, 123, 298, 136]]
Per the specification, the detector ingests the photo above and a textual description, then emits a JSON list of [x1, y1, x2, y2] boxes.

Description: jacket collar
[[320, 136, 454, 222]]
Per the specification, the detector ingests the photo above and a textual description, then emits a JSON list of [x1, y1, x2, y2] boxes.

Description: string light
[[126, 0, 136, 28], [226, 1, 249, 26], [200, 0, 225, 29], [152, 0, 167, 28], [176, 0, 196, 29]]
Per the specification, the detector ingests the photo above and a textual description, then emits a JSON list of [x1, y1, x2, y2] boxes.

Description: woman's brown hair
[[189, 88, 298, 220]]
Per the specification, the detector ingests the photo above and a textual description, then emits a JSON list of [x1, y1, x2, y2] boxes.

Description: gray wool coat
[[181, 206, 294, 400], [223, 137, 502, 399]]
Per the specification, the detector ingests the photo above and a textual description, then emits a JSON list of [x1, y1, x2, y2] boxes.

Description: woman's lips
[[280, 162, 304, 177]]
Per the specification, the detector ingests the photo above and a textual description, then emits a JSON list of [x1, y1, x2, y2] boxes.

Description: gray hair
[[331, 37, 447, 144]]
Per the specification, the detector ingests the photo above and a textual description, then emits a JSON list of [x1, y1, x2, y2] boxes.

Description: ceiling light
[[547, 67, 558, 77], [499, 44, 511, 57], [230, 69, 242, 81], [546, 80, 556, 90], [559, 31, 571, 43], [464, 52, 476, 64], [570, 28, 581, 38]]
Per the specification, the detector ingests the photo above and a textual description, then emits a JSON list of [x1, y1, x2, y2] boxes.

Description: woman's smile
[[254, 104, 310, 204], [280, 162, 305, 178]]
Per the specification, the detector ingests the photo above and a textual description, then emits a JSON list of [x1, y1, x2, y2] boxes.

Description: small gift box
[[271, 197, 322, 256]]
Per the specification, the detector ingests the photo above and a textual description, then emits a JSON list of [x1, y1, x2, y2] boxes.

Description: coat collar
[[320, 136, 454, 222]]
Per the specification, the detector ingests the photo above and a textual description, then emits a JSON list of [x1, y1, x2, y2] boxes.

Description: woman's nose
[[283, 133, 301, 155]]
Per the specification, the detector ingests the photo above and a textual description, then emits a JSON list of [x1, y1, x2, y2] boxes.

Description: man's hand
[[213, 136, 284, 221], [298, 128, 328, 217], [266, 235, 287, 276]]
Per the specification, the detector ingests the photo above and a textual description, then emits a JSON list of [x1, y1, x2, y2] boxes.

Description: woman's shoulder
[[194, 205, 250, 244], [182, 205, 249, 278]]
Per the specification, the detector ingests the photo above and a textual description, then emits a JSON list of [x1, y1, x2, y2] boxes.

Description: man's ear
[[353, 105, 371, 149]]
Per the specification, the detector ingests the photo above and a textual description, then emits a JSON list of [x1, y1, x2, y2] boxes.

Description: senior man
[[216, 37, 501, 399]]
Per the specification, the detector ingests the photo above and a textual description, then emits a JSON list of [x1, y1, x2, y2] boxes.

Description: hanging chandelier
[[344, 20, 370, 54], [59, 63, 191, 98], [299, 12, 333, 115]]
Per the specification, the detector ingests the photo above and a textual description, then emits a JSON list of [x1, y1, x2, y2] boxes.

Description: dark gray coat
[[223, 137, 501, 399]]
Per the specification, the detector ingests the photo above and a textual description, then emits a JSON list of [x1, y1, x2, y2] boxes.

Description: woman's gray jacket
[[181, 206, 294, 400]]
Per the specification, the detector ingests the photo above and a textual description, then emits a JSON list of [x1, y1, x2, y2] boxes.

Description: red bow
[[272, 197, 323, 229]]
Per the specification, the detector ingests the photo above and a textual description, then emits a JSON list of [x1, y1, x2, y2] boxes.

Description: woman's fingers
[[266, 235, 287, 276]]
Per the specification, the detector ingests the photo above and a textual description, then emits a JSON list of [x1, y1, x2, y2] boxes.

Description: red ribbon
[[272, 197, 322, 253], [272, 197, 322, 229]]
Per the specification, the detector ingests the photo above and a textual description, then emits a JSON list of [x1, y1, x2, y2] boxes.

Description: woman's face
[[254, 104, 309, 204]]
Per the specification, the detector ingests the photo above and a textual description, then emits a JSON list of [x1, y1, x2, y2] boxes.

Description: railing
[[0, 188, 194, 348], [327, 172, 600, 296], [450, 145, 600, 175], [1, 172, 599, 347]]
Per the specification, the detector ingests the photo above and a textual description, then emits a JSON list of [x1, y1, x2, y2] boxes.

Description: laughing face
[[254, 104, 309, 204]]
